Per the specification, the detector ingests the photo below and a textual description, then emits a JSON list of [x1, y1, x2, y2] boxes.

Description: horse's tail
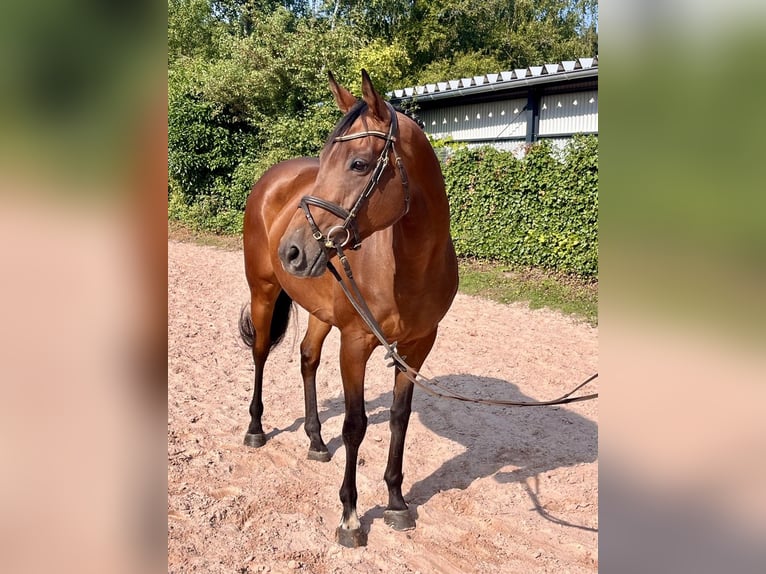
[[239, 290, 293, 350]]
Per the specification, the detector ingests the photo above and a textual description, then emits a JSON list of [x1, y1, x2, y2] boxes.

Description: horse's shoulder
[[247, 157, 318, 207]]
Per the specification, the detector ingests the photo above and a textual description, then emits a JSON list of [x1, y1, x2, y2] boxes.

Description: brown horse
[[239, 70, 458, 547]]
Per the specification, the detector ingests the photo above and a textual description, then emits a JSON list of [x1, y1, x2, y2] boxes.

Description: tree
[[399, 0, 597, 85], [168, 0, 222, 62], [354, 39, 411, 93]]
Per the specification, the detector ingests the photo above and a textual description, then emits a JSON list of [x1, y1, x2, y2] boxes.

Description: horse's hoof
[[335, 526, 367, 547], [384, 509, 415, 531], [243, 433, 267, 448], [307, 449, 331, 462]]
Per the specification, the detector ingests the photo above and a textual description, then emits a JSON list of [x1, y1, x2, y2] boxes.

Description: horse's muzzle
[[278, 229, 328, 278]]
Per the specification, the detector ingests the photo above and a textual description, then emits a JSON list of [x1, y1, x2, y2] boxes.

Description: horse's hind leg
[[300, 315, 332, 461], [242, 287, 292, 448], [383, 329, 438, 531]]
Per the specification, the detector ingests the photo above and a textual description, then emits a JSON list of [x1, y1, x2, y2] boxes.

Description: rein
[[307, 103, 598, 408]]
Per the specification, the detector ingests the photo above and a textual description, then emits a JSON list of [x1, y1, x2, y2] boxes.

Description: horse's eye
[[350, 159, 368, 172]]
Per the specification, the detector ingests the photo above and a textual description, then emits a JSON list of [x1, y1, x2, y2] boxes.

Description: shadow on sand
[[406, 374, 597, 531]]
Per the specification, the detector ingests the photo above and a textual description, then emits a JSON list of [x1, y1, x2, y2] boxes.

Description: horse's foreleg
[[383, 329, 438, 531], [300, 315, 332, 461], [335, 332, 376, 547]]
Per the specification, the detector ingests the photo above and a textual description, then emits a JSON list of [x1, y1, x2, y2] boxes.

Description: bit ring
[[326, 225, 351, 248]]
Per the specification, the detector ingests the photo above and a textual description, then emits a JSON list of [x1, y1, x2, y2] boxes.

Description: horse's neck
[[392, 164, 453, 267]]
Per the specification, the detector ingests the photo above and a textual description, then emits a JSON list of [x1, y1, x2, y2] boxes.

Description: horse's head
[[278, 70, 410, 278]]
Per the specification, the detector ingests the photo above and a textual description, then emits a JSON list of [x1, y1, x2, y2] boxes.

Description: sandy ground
[[168, 239, 598, 573]]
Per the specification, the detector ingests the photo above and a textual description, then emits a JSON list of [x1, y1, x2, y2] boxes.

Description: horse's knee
[[300, 344, 320, 375], [342, 411, 367, 446]]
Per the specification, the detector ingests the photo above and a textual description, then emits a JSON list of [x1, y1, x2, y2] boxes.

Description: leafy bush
[[443, 135, 598, 276], [167, 8, 360, 232]]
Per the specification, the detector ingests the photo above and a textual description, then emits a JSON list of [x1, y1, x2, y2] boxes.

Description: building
[[388, 56, 598, 157]]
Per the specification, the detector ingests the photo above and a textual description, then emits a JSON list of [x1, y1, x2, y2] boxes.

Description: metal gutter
[[388, 60, 598, 105]]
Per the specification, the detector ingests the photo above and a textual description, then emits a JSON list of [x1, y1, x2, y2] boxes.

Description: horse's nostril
[[287, 245, 301, 262]]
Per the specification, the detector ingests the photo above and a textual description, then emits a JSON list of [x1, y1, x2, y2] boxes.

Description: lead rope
[[327, 244, 598, 407]]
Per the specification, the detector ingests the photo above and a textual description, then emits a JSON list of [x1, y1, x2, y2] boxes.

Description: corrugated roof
[[388, 56, 598, 102]]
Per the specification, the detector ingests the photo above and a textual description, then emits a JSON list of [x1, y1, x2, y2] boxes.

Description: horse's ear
[[361, 69, 389, 123], [328, 70, 357, 113]]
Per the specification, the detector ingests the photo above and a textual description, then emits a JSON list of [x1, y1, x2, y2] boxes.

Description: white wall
[[417, 90, 598, 148]]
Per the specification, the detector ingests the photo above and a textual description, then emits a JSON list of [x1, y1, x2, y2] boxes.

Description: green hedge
[[167, 67, 259, 234], [443, 135, 598, 277]]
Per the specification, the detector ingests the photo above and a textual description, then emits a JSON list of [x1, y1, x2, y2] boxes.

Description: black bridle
[[300, 101, 409, 251]]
